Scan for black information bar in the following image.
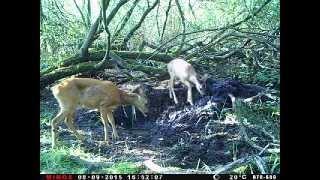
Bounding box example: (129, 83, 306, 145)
(40, 174, 279, 180)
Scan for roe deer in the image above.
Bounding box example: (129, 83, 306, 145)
(50, 77, 148, 148)
(167, 58, 205, 105)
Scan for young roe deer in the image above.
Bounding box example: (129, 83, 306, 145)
(50, 77, 148, 148)
(167, 58, 205, 105)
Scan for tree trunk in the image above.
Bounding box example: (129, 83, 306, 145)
(160, 0, 172, 43)
(79, 12, 102, 57)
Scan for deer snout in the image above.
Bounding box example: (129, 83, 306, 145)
(142, 111, 148, 117)
(200, 89, 205, 96)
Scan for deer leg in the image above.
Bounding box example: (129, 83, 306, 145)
(182, 80, 194, 105)
(105, 111, 119, 140)
(168, 77, 173, 99)
(100, 110, 111, 143)
(64, 111, 84, 141)
(195, 82, 204, 95)
(169, 76, 178, 104)
(51, 110, 66, 148)
(190, 76, 204, 95)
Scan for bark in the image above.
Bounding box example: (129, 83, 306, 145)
(96, 0, 112, 69)
(86, 0, 92, 27)
(79, 12, 102, 57)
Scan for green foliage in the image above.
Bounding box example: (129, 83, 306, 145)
(232, 165, 249, 174)
(40, 147, 88, 174)
(40, 146, 144, 174)
(234, 99, 280, 138)
(254, 69, 280, 89)
(40, 0, 279, 73)
(41, 0, 87, 72)
(230, 100, 279, 174)
(40, 101, 56, 125)
(103, 162, 143, 174)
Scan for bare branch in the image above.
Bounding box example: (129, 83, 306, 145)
(188, 0, 196, 20)
(156, 1, 161, 38)
(146, 0, 272, 61)
(87, 0, 92, 27)
(122, 0, 160, 49)
(232, 31, 279, 50)
(160, 0, 172, 42)
(73, 0, 88, 29)
(112, 0, 140, 43)
(186, 30, 234, 59)
(105, 0, 130, 27)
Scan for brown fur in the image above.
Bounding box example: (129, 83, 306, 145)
(50, 77, 148, 148)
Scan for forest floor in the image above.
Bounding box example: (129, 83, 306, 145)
(40, 77, 280, 174)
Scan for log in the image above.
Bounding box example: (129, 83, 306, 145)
(40, 58, 168, 89)
(41, 50, 173, 89)
(61, 51, 174, 67)
(128, 64, 167, 76)
(40, 61, 113, 89)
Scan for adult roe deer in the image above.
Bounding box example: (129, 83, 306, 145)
(50, 77, 148, 148)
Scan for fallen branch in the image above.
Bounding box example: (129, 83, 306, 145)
(185, 30, 234, 59)
(254, 155, 268, 174)
(232, 31, 279, 51)
(212, 156, 250, 174)
(40, 61, 111, 89)
(61, 51, 174, 67)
